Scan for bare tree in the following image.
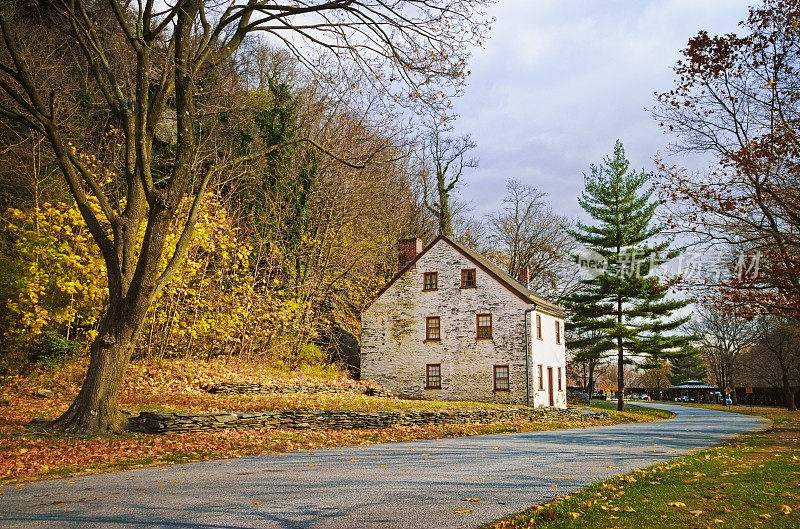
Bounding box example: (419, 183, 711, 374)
(654, 0, 800, 320)
(486, 179, 579, 299)
(686, 304, 757, 404)
(447, 211, 483, 249)
(638, 358, 671, 401)
(419, 119, 477, 237)
(742, 317, 800, 410)
(0, 0, 491, 433)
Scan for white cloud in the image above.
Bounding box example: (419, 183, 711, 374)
(451, 0, 751, 220)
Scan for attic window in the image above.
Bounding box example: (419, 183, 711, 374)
(536, 314, 542, 339)
(555, 321, 562, 345)
(461, 268, 477, 288)
(423, 272, 438, 291)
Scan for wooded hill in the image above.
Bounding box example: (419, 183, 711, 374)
(0, 41, 429, 373)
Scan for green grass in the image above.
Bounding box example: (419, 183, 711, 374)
(683, 403, 790, 425)
(485, 408, 799, 529)
(585, 400, 675, 423)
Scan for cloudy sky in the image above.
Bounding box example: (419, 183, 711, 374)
(450, 0, 753, 221)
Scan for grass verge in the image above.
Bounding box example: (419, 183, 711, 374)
(585, 400, 674, 423)
(683, 403, 791, 425)
(484, 407, 800, 529)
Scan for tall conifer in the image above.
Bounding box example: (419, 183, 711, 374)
(566, 141, 691, 411)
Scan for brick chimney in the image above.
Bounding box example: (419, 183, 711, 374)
(517, 266, 530, 287)
(397, 238, 423, 271)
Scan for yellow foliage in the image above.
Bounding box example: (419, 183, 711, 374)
(1, 193, 304, 360)
(140, 193, 304, 358)
(1, 202, 107, 347)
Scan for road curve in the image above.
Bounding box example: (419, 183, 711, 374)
(0, 404, 769, 529)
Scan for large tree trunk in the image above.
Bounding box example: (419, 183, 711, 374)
(50, 308, 142, 433)
(51, 342, 132, 433)
(49, 0, 200, 435)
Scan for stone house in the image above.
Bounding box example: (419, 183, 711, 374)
(361, 235, 567, 408)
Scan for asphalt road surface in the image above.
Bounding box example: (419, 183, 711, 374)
(1, 404, 769, 529)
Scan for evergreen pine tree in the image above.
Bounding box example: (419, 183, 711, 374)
(668, 350, 707, 385)
(565, 141, 691, 411)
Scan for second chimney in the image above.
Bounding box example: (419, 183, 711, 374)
(517, 266, 530, 287)
(397, 238, 423, 271)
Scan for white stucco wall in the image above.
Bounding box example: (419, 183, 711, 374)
(361, 239, 566, 408)
(529, 310, 567, 408)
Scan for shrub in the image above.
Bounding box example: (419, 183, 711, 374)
(0, 201, 106, 366)
(35, 334, 80, 369)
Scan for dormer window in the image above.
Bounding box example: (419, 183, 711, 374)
(461, 268, 477, 288)
(423, 272, 438, 291)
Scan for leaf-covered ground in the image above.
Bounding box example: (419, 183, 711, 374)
(1, 357, 512, 422)
(484, 406, 800, 529)
(0, 359, 672, 483)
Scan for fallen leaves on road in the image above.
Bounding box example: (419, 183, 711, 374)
(2, 418, 591, 482)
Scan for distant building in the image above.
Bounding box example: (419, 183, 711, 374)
(666, 380, 720, 404)
(360, 235, 566, 408)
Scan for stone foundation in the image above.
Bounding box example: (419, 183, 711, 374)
(128, 407, 607, 434)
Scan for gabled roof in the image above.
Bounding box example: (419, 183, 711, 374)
(370, 235, 565, 317)
(669, 383, 719, 390)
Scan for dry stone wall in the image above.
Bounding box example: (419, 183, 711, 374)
(208, 383, 392, 398)
(128, 407, 607, 434)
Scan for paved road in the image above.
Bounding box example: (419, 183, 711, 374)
(1, 404, 768, 529)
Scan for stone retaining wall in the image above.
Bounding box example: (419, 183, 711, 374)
(207, 383, 393, 398)
(128, 407, 607, 434)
